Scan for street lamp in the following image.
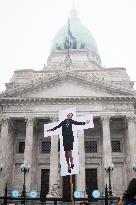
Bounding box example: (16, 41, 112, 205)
(0, 161, 3, 172)
(104, 160, 114, 196)
(132, 160, 136, 172)
(20, 160, 30, 205)
(0, 161, 7, 205)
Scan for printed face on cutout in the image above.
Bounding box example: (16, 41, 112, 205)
(67, 113, 73, 119)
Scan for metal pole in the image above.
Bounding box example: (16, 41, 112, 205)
(68, 18, 70, 57)
(108, 169, 112, 196)
(105, 183, 108, 205)
(22, 170, 26, 205)
(24, 170, 26, 205)
(4, 183, 7, 205)
(54, 200, 57, 205)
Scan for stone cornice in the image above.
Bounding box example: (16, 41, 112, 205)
(0, 96, 135, 114)
(1, 71, 136, 97)
(0, 96, 136, 103)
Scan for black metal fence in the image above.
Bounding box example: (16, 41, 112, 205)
(0, 184, 119, 205)
(0, 198, 119, 205)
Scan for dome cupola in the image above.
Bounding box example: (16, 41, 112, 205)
(48, 8, 101, 68)
(51, 9, 98, 54)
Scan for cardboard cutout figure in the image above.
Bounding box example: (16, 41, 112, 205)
(44, 108, 94, 176)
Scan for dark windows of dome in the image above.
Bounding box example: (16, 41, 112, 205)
(55, 40, 86, 50)
(63, 37, 77, 49)
(85, 141, 97, 153)
(18, 141, 25, 153)
(80, 42, 85, 49)
(64, 37, 69, 49)
(56, 43, 62, 50)
(111, 140, 121, 152)
(72, 39, 77, 49)
(41, 141, 51, 153)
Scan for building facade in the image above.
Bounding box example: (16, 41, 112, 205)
(0, 8, 136, 198)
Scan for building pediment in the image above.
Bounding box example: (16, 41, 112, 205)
(1, 71, 136, 98)
(19, 81, 115, 98)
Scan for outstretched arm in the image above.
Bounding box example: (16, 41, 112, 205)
(47, 121, 63, 132)
(72, 119, 90, 125)
(72, 120, 85, 125)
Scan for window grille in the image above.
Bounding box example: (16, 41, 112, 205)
(41, 141, 51, 153)
(111, 140, 121, 152)
(85, 141, 97, 153)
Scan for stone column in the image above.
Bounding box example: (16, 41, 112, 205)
(0, 118, 10, 195)
(49, 118, 59, 196)
(77, 130, 85, 192)
(24, 117, 34, 192)
(101, 116, 112, 187)
(126, 116, 136, 178)
(101, 116, 112, 163)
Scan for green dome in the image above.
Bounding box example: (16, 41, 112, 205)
(51, 9, 98, 53)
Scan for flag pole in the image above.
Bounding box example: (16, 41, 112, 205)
(68, 18, 70, 57)
(64, 18, 72, 67)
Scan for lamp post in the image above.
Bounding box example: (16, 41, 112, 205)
(0, 161, 3, 172)
(0, 161, 3, 195)
(104, 160, 114, 196)
(132, 160, 136, 172)
(20, 160, 30, 205)
(0, 161, 7, 205)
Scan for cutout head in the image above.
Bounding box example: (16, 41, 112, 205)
(67, 113, 73, 119)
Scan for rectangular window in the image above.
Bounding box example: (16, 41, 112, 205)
(85, 141, 97, 153)
(86, 169, 98, 201)
(18, 141, 25, 153)
(41, 169, 50, 197)
(111, 140, 121, 152)
(41, 141, 51, 153)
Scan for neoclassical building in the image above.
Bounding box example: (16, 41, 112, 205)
(0, 8, 136, 199)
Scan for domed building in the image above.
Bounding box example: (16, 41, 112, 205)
(47, 9, 101, 69)
(0, 8, 136, 203)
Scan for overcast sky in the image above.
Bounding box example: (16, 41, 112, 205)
(0, 0, 136, 92)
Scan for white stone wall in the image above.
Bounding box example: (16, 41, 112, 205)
(0, 112, 136, 196)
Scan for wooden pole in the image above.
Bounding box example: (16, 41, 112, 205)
(70, 175, 74, 205)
